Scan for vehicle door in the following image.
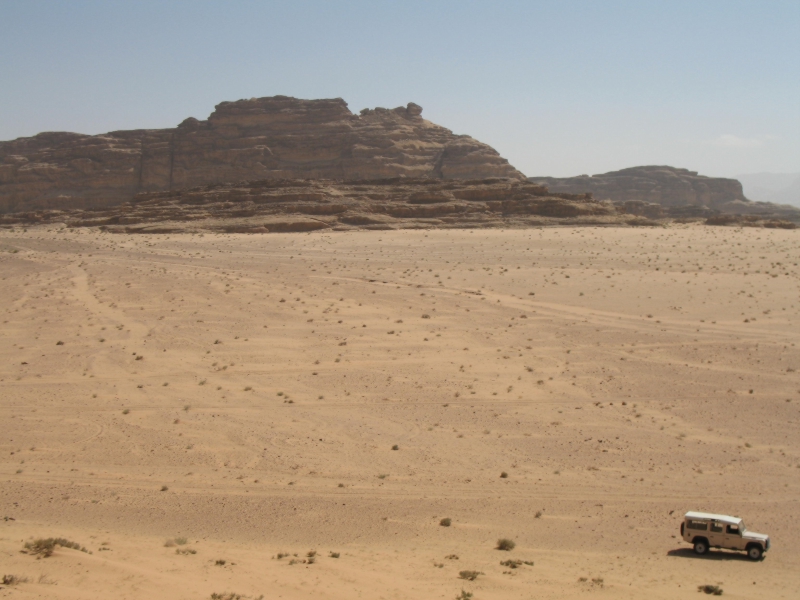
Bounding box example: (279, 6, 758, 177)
(724, 523, 744, 550)
(708, 520, 725, 548)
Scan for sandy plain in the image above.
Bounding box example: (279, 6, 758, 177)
(0, 224, 799, 600)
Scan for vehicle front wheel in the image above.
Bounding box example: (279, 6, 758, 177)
(693, 539, 709, 555)
(747, 545, 763, 561)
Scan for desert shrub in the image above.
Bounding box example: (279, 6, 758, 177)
(392, 444, 399, 451)
(698, 585, 723, 595)
(500, 559, 522, 568)
(306, 550, 316, 558)
(2, 574, 29, 585)
(160, 485, 169, 492)
(176, 548, 197, 555)
(440, 518, 452, 527)
(329, 551, 340, 558)
(500, 471, 508, 478)
(24, 538, 87, 557)
(172, 537, 187, 545)
(535, 510, 542, 518)
(456, 591, 473, 600)
(496, 538, 515, 551)
(215, 559, 226, 566)
(458, 570, 482, 581)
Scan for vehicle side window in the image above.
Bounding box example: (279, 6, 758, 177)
(711, 522, 723, 533)
(726, 525, 740, 535)
(687, 520, 708, 531)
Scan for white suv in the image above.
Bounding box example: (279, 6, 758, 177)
(681, 511, 770, 560)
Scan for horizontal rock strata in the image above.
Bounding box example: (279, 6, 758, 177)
(0, 96, 523, 213)
(2, 178, 638, 233)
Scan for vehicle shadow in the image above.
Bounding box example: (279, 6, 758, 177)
(667, 548, 755, 562)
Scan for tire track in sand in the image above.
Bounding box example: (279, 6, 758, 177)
(69, 263, 150, 340)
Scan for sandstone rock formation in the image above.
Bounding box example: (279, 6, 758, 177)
(529, 166, 800, 222)
(1, 177, 630, 233)
(0, 96, 523, 213)
(529, 166, 747, 209)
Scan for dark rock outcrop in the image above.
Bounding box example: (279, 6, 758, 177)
(0, 96, 523, 213)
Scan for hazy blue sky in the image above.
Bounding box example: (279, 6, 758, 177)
(1, 0, 798, 177)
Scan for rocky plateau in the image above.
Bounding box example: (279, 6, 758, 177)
(3, 99, 798, 230)
(0, 96, 522, 214)
(530, 165, 800, 222)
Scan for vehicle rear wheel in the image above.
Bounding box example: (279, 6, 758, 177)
(693, 539, 709, 555)
(747, 545, 763, 561)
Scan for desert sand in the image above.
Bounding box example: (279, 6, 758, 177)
(1, 224, 799, 599)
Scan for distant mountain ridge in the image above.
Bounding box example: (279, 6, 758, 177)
(529, 165, 800, 220)
(529, 166, 746, 208)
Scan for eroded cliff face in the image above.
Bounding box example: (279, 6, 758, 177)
(529, 166, 747, 209)
(0, 96, 523, 213)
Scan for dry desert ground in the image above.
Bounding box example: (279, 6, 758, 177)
(1, 224, 799, 599)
